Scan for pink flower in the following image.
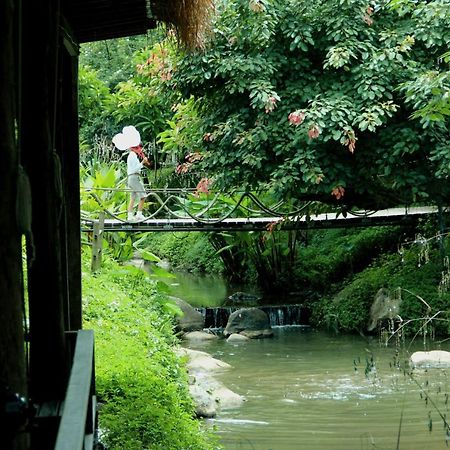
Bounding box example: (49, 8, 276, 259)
(196, 177, 212, 195)
(308, 125, 321, 139)
(265, 96, 278, 113)
(288, 110, 305, 126)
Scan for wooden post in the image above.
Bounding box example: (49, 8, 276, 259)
(21, 0, 69, 408)
(59, 33, 82, 331)
(91, 212, 105, 272)
(0, 1, 28, 449)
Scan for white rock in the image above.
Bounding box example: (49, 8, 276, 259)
(227, 333, 250, 343)
(183, 331, 219, 341)
(410, 350, 450, 368)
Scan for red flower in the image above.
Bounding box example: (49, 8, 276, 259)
(288, 110, 305, 126)
(308, 125, 321, 139)
(331, 186, 345, 200)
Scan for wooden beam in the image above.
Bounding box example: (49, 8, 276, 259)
(21, 0, 69, 405)
(0, 1, 28, 449)
(59, 41, 82, 331)
(54, 330, 95, 450)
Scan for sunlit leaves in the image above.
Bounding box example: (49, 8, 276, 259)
(160, 0, 450, 209)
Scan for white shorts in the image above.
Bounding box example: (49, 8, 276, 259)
(128, 174, 147, 201)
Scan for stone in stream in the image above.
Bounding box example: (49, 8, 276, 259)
(175, 347, 245, 418)
(169, 296, 204, 333)
(224, 307, 273, 339)
(410, 350, 450, 369)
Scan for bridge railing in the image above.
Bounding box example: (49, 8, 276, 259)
(54, 329, 96, 450)
(80, 186, 315, 224)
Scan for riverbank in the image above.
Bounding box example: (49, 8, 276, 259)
(143, 224, 450, 337)
(81, 249, 219, 450)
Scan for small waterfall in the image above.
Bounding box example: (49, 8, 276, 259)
(197, 304, 309, 329)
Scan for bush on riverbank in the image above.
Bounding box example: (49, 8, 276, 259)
(292, 226, 402, 296)
(144, 231, 224, 274)
(81, 250, 219, 449)
(310, 238, 450, 336)
(141, 220, 450, 337)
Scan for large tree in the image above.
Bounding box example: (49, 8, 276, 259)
(162, 0, 450, 210)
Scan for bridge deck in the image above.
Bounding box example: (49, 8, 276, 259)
(81, 206, 442, 232)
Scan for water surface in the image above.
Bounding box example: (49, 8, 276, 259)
(188, 328, 450, 450)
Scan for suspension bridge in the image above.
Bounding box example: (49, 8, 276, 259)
(80, 187, 447, 233)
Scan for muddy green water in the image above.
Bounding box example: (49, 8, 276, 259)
(187, 328, 450, 450)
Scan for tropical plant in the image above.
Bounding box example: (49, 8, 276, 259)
(81, 250, 218, 449)
(161, 0, 450, 211)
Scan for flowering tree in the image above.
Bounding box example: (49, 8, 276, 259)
(162, 0, 450, 210)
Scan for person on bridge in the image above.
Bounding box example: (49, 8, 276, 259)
(112, 126, 151, 222)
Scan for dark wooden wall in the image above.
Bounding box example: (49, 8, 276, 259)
(0, 1, 28, 449)
(1, 1, 82, 448)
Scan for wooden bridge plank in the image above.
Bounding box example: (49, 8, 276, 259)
(81, 206, 445, 233)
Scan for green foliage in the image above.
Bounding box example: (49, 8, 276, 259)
(78, 65, 115, 143)
(157, 97, 204, 163)
(311, 237, 450, 335)
(295, 226, 401, 294)
(79, 35, 178, 161)
(161, 0, 450, 209)
(79, 34, 163, 88)
(81, 251, 218, 450)
(80, 162, 127, 218)
(143, 232, 224, 274)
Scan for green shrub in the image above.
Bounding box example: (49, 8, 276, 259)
(143, 232, 224, 274)
(311, 242, 450, 336)
(82, 251, 219, 449)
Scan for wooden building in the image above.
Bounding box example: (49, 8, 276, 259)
(0, 1, 211, 449)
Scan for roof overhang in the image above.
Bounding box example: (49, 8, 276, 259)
(64, 0, 157, 43)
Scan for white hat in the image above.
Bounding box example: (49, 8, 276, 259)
(112, 125, 141, 150)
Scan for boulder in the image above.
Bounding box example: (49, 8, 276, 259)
(410, 350, 450, 369)
(224, 307, 273, 339)
(176, 348, 231, 372)
(227, 333, 250, 343)
(183, 331, 219, 342)
(170, 296, 204, 332)
(176, 347, 245, 417)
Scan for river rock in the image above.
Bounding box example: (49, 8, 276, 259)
(410, 350, 450, 369)
(183, 331, 219, 342)
(176, 348, 231, 371)
(224, 307, 273, 339)
(175, 347, 245, 418)
(170, 296, 204, 332)
(227, 333, 250, 343)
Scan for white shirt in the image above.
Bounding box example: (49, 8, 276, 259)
(127, 151, 143, 176)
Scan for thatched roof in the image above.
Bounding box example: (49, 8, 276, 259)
(65, 0, 213, 48)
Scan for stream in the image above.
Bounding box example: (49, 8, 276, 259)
(189, 327, 450, 450)
(167, 270, 450, 449)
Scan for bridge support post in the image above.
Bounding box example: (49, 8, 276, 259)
(91, 212, 105, 273)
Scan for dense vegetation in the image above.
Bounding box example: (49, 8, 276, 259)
(78, 1, 450, 445)
(81, 249, 219, 449)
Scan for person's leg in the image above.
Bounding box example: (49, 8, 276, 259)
(127, 175, 141, 220)
(128, 196, 136, 213)
(137, 197, 145, 212)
